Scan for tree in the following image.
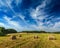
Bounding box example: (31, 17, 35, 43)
(0, 27, 17, 36)
(0, 27, 6, 36)
(40, 31, 46, 33)
(5, 29, 17, 34)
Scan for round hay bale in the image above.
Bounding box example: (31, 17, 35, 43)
(19, 35, 22, 37)
(49, 36, 56, 40)
(34, 36, 39, 39)
(11, 35, 17, 40)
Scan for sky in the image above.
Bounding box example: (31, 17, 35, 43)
(0, 0, 60, 32)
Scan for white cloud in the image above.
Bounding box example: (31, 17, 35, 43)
(29, 0, 57, 32)
(4, 0, 29, 26)
(3, 15, 38, 32)
(0, 22, 10, 29)
(16, 14, 31, 26)
(3, 15, 24, 31)
(17, 14, 25, 20)
(3, 16, 11, 21)
(0, 0, 5, 6)
(53, 22, 60, 28)
(42, 22, 60, 32)
(0, 22, 5, 27)
(16, 0, 22, 6)
(1, 0, 60, 32)
(30, 0, 49, 22)
(2, 15, 60, 32)
(37, 0, 51, 10)
(4, 15, 44, 31)
(30, 0, 51, 18)
(30, 9, 39, 19)
(30, 0, 52, 20)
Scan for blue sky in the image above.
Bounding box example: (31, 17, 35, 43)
(0, 0, 60, 32)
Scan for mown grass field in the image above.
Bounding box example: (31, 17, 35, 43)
(0, 33, 60, 48)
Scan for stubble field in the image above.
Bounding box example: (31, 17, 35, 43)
(0, 33, 60, 48)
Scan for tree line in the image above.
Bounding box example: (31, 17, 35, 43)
(0, 27, 60, 36)
(0, 27, 17, 36)
(22, 31, 60, 34)
(22, 31, 46, 33)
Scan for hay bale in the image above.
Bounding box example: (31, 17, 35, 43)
(19, 35, 22, 37)
(34, 36, 39, 39)
(11, 35, 17, 40)
(49, 36, 56, 40)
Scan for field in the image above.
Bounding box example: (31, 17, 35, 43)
(0, 33, 60, 48)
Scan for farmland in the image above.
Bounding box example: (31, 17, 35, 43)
(0, 33, 60, 48)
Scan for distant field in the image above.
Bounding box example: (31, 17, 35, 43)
(0, 33, 60, 48)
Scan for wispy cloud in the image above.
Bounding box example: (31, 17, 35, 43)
(0, 22, 5, 27)
(3, 15, 36, 31)
(16, 0, 22, 6)
(29, 0, 60, 32)
(0, 0, 60, 32)
(3, 15, 23, 31)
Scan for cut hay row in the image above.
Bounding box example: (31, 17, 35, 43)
(37, 34, 60, 48)
(20, 38, 40, 48)
(51, 40, 60, 48)
(10, 37, 33, 48)
(12, 38, 34, 48)
(12, 37, 33, 48)
(0, 36, 33, 48)
(0, 33, 60, 48)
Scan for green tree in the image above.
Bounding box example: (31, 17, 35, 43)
(5, 29, 17, 34)
(0, 27, 5, 36)
(0, 27, 17, 36)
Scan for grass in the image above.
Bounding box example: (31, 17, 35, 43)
(0, 33, 60, 48)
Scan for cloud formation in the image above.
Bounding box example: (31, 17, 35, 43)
(0, 0, 60, 32)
